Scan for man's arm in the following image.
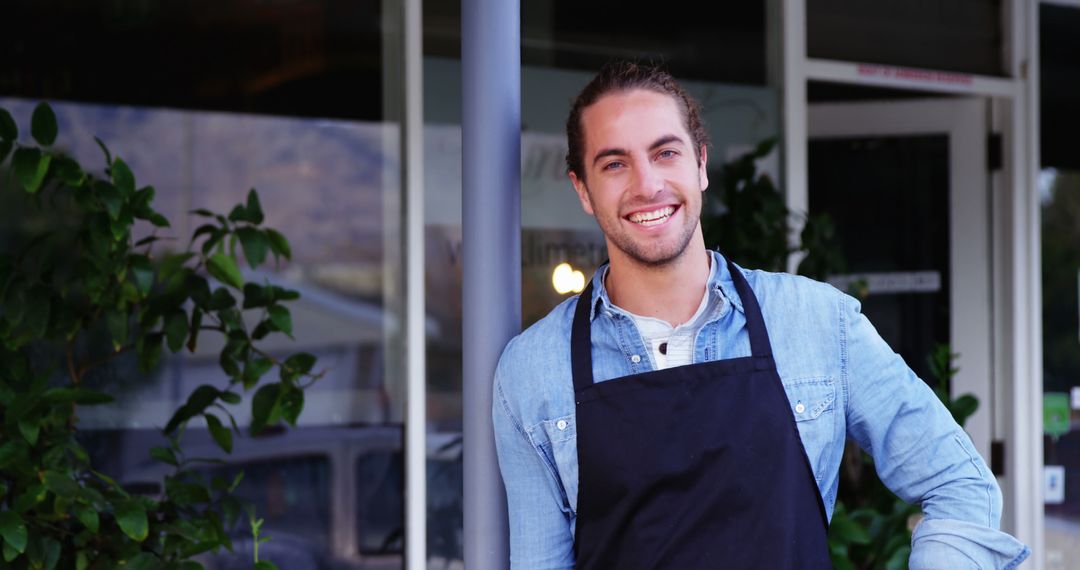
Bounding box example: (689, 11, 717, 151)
(493, 363, 576, 570)
(841, 295, 1028, 569)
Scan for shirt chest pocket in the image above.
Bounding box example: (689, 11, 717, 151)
(782, 379, 838, 480)
(529, 414, 580, 515)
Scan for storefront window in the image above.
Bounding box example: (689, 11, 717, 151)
(2, 1, 415, 567)
(807, 0, 1004, 75)
(1040, 3, 1080, 567)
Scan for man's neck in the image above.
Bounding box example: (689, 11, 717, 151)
(605, 239, 711, 327)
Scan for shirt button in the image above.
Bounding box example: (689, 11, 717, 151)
(795, 402, 806, 414)
(630, 354, 641, 363)
(556, 420, 568, 430)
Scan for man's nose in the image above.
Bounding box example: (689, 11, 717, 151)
(630, 160, 664, 198)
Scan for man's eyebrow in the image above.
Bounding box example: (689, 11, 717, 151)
(649, 134, 686, 151)
(591, 146, 628, 168)
(590, 135, 688, 168)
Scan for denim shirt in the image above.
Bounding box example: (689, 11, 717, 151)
(494, 251, 1029, 569)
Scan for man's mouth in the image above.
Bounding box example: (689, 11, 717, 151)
(627, 205, 676, 227)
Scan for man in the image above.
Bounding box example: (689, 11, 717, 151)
(493, 61, 1029, 569)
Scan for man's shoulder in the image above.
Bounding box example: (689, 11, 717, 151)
(495, 295, 577, 395)
(738, 265, 850, 313)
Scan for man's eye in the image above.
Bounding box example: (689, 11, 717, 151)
(657, 149, 678, 159)
(602, 161, 624, 171)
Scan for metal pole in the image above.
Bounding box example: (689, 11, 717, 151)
(462, 0, 519, 566)
(402, 0, 426, 568)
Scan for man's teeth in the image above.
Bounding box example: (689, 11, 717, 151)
(628, 206, 675, 226)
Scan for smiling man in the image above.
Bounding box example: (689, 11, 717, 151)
(493, 61, 1029, 569)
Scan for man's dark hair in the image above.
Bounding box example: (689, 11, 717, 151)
(565, 60, 710, 180)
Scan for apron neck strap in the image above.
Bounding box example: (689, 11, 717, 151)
(725, 259, 774, 359)
(570, 258, 774, 390)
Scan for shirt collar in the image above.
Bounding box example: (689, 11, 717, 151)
(586, 250, 745, 321)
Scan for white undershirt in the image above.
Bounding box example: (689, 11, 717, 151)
(613, 261, 717, 370)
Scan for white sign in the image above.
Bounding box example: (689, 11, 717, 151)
(1045, 465, 1066, 505)
(1072, 386, 1080, 411)
(828, 271, 942, 295)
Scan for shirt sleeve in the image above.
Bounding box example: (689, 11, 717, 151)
(493, 364, 576, 570)
(841, 295, 1029, 568)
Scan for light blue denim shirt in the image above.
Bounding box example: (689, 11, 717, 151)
(494, 251, 1029, 569)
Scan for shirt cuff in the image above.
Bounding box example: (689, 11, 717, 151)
(910, 518, 1030, 570)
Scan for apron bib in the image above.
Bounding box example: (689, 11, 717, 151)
(571, 259, 832, 569)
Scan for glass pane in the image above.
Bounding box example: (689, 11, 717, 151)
(421, 3, 774, 560)
(1, 1, 408, 568)
(807, 0, 1004, 76)
(1040, 5, 1080, 568)
(809, 136, 951, 381)
(1040, 169, 1080, 569)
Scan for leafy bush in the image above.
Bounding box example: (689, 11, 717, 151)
(0, 103, 318, 569)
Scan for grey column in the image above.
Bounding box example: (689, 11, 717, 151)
(461, 0, 518, 567)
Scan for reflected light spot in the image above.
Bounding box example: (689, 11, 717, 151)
(552, 262, 585, 295)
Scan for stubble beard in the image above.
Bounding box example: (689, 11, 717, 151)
(588, 186, 701, 269)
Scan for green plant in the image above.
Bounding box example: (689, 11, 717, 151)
(700, 138, 845, 280)
(0, 102, 318, 569)
(827, 344, 978, 570)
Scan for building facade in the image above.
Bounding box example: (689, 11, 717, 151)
(2, 1, 1078, 568)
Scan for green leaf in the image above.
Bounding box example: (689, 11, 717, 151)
(0, 140, 12, 163)
(112, 158, 135, 195)
(283, 352, 316, 376)
(164, 310, 189, 352)
(2, 540, 15, 563)
(13, 147, 51, 194)
(150, 446, 178, 467)
(41, 537, 61, 570)
(236, 227, 270, 269)
(829, 515, 871, 545)
(185, 384, 221, 416)
(205, 414, 233, 453)
(254, 561, 279, 570)
(246, 189, 265, 223)
(884, 545, 911, 570)
(250, 383, 281, 434)
(266, 229, 292, 261)
(147, 212, 170, 227)
(207, 254, 244, 289)
(43, 471, 82, 498)
(93, 136, 112, 165)
(187, 308, 203, 352)
(76, 551, 89, 570)
(123, 552, 161, 570)
(0, 108, 16, 140)
(220, 390, 242, 405)
(130, 254, 155, 296)
(13, 484, 45, 512)
(17, 418, 40, 445)
(268, 305, 292, 336)
(242, 358, 274, 390)
(0, 511, 27, 554)
(94, 180, 123, 220)
(950, 394, 979, 426)
(115, 500, 149, 542)
(53, 155, 85, 186)
(31, 102, 58, 146)
(106, 311, 129, 350)
(279, 385, 304, 426)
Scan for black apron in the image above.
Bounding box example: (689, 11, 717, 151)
(571, 259, 832, 569)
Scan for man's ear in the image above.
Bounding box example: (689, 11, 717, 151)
(569, 171, 595, 216)
(698, 144, 709, 191)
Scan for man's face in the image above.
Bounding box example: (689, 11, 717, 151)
(569, 89, 708, 268)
